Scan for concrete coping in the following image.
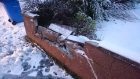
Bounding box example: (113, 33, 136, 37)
(23, 12, 39, 18)
(85, 40, 99, 47)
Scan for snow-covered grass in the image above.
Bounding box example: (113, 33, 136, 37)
(96, 4, 140, 63)
(0, 3, 73, 79)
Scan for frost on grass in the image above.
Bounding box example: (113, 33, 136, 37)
(96, 4, 140, 63)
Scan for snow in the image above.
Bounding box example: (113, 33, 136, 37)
(0, 3, 73, 79)
(86, 40, 99, 47)
(28, 71, 37, 77)
(49, 24, 73, 37)
(24, 12, 39, 17)
(0, 2, 9, 25)
(67, 35, 90, 44)
(48, 65, 72, 78)
(75, 49, 85, 55)
(96, 4, 140, 63)
(18, 0, 26, 12)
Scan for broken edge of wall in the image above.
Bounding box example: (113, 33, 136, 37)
(23, 13, 140, 79)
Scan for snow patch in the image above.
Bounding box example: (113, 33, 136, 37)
(67, 35, 90, 44)
(0, 5, 73, 78)
(96, 4, 140, 63)
(49, 24, 73, 37)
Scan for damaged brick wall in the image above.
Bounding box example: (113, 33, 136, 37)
(84, 42, 140, 79)
(23, 13, 140, 79)
(23, 13, 95, 79)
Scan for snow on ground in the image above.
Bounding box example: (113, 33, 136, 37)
(96, 4, 140, 63)
(0, 3, 9, 25)
(0, 3, 73, 79)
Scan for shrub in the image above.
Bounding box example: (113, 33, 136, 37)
(21, 0, 139, 39)
(74, 12, 95, 39)
(22, 0, 96, 38)
(91, 0, 139, 20)
(22, 0, 139, 20)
